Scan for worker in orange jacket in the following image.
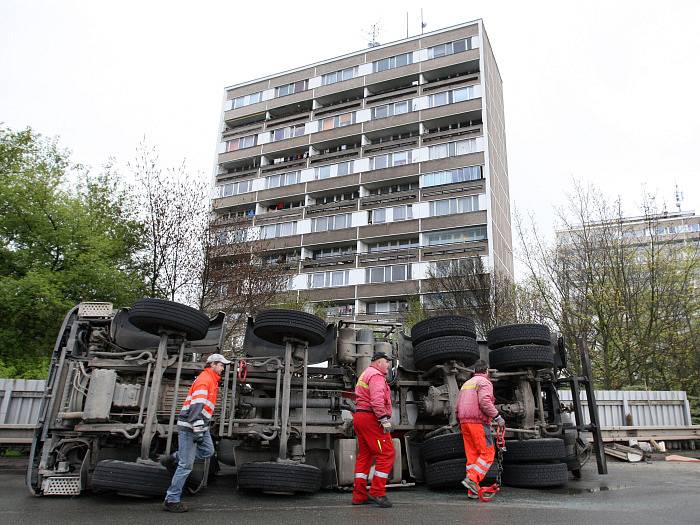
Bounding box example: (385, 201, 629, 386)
(352, 351, 395, 508)
(455, 359, 505, 499)
(162, 353, 230, 512)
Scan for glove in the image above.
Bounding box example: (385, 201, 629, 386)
(379, 417, 393, 433)
(493, 415, 506, 428)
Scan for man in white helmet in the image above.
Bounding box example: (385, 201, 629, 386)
(162, 353, 230, 512)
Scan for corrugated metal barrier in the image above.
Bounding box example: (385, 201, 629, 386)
(558, 389, 693, 427)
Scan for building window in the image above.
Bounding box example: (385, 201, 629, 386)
(368, 238, 419, 252)
(370, 205, 412, 224)
(270, 124, 305, 142)
(372, 100, 410, 119)
(315, 161, 354, 180)
(369, 182, 419, 196)
(319, 112, 355, 131)
(429, 195, 480, 217)
(232, 91, 262, 109)
(311, 213, 352, 233)
(370, 150, 412, 170)
(373, 53, 413, 73)
(429, 86, 477, 108)
(322, 66, 358, 85)
(265, 170, 301, 189)
(425, 226, 487, 246)
(276, 79, 308, 97)
(313, 246, 354, 260)
(261, 221, 297, 239)
(420, 166, 482, 188)
(226, 134, 257, 152)
(308, 270, 349, 288)
(218, 179, 253, 198)
(365, 264, 412, 284)
(428, 138, 479, 160)
(366, 300, 409, 314)
(427, 37, 475, 60)
(323, 303, 355, 316)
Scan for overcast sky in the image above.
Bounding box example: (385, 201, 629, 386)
(2, 1, 699, 244)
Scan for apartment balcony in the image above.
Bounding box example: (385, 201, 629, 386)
(305, 199, 359, 216)
(219, 145, 263, 164)
(256, 182, 307, 202)
(420, 72, 480, 95)
(253, 207, 304, 226)
(252, 235, 303, 251)
(212, 192, 257, 210)
(362, 112, 419, 134)
(216, 165, 259, 181)
(303, 228, 358, 246)
(261, 156, 308, 174)
(420, 99, 482, 122)
(301, 252, 356, 269)
(314, 77, 365, 99)
(266, 90, 314, 111)
(309, 145, 361, 166)
(224, 102, 267, 124)
(358, 247, 419, 267)
(362, 134, 419, 156)
(262, 135, 311, 156)
(421, 239, 488, 261)
(311, 123, 363, 144)
(306, 173, 361, 193)
(356, 280, 419, 298)
(420, 178, 485, 200)
(367, 63, 421, 85)
(265, 110, 312, 130)
(420, 152, 485, 174)
(365, 85, 418, 106)
(421, 123, 482, 145)
(222, 120, 265, 140)
(359, 219, 420, 239)
(360, 189, 418, 209)
(304, 286, 356, 302)
(422, 210, 487, 232)
(421, 49, 480, 76)
(359, 163, 420, 185)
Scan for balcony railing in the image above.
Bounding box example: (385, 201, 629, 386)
(359, 247, 419, 264)
(254, 207, 304, 225)
(305, 199, 359, 216)
(361, 189, 418, 207)
(302, 252, 356, 268)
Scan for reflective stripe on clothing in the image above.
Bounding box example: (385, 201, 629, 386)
(354, 365, 392, 419)
(374, 471, 390, 479)
(177, 367, 221, 429)
(352, 412, 395, 500)
(460, 421, 495, 485)
(355, 473, 368, 479)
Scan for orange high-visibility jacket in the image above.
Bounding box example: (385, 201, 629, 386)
(177, 367, 220, 431)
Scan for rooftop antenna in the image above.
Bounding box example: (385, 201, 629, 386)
(366, 22, 381, 48)
(675, 184, 684, 213)
(421, 8, 427, 34)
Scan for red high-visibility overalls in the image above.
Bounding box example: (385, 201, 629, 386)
(352, 365, 394, 503)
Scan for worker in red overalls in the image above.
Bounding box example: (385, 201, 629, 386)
(352, 351, 395, 508)
(455, 359, 505, 499)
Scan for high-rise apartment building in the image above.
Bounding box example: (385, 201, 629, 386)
(211, 20, 513, 320)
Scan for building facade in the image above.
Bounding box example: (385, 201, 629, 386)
(211, 20, 514, 320)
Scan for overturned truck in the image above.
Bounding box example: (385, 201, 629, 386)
(28, 299, 606, 497)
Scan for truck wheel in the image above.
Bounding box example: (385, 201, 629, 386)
(488, 345, 554, 371)
(129, 298, 210, 340)
(237, 461, 322, 494)
(503, 438, 566, 464)
(425, 458, 497, 489)
(486, 324, 551, 350)
(422, 433, 465, 464)
(90, 460, 172, 497)
(501, 462, 568, 488)
(253, 310, 326, 346)
(414, 336, 479, 370)
(411, 316, 476, 346)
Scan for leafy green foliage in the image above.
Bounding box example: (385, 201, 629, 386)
(0, 127, 147, 378)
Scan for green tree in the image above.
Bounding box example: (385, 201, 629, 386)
(0, 127, 147, 378)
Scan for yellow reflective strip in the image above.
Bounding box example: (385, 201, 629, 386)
(461, 383, 477, 390)
(356, 380, 369, 389)
(377, 439, 382, 453)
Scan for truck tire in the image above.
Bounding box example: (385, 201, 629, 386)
(486, 324, 551, 350)
(90, 460, 172, 497)
(501, 462, 568, 488)
(411, 316, 476, 346)
(425, 458, 497, 489)
(129, 298, 210, 340)
(503, 438, 566, 464)
(414, 336, 479, 370)
(237, 461, 322, 494)
(488, 345, 554, 371)
(253, 310, 326, 346)
(422, 433, 465, 463)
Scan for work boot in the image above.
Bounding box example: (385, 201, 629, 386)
(351, 499, 370, 505)
(467, 490, 479, 500)
(160, 452, 178, 473)
(461, 477, 480, 496)
(369, 495, 393, 508)
(163, 501, 188, 513)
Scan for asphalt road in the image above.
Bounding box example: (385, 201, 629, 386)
(2, 458, 700, 525)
